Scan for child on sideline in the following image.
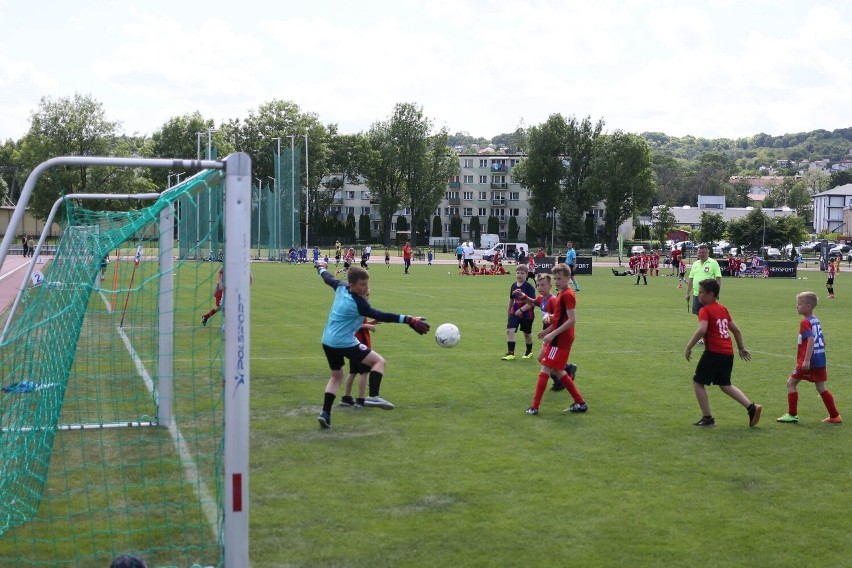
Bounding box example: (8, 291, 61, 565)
(502, 264, 536, 361)
(776, 292, 842, 424)
(315, 263, 429, 428)
(826, 257, 838, 298)
(340, 315, 378, 408)
(384, 247, 391, 268)
(684, 279, 761, 428)
(519, 264, 586, 415)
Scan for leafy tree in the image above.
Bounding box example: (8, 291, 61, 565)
(787, 181, 812, 221)
(345, 212, 357, 241)
(508, 215, 520, 241)
(584, 131, 657, 249)
(651, 153, 687, 205)
(469, 216, 481, 246)
(652, 204, 677, 245)
(487, 215, 499, 235)
(396, 215, 409, 232)
(147, 111, 214, 187)
(699, 211, 726, 245)
(726, 178, 753, 207)
(18, 93, 155, 220)
(450, 216, 462, 239)
(830, 170, 852, 188)
(358, 213, 371, 241)
(431, 215, 442, 238)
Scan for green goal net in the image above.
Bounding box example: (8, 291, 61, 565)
(0, 167, 234, 567)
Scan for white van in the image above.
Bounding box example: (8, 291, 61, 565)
(473, 242, 529, 262)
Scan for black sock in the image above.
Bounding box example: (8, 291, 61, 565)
(368, 370, 383, 397)
(525, 343, 533, 355)
(323, 392, 335, 413)
(507, 341, 515, 354)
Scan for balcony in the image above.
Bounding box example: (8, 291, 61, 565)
(448, 197, 460, 205)
(491, 182, 508, 190)
(491, 199, 506, 207)
(448, 181, 461, 189)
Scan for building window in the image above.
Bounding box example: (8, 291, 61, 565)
(463, 224, 470, 232)
(479, 175, 488, 184)
(345, 190, 355, 199)
(479, 159, 488, 168)
(444, 223, 451, 233)
(449, 175, 459, 183)
(463, 159, 473, 168)
(345, 206, 355, 215)
(445, 207, 459, 216)
(478, 192, 488, 200)
(463, 208, 473, 216)
(510, 158, 519, 167)
(492, 175, 506, 184)
(446, 191, 459, 199)
(509, 208, 520, 217)
(391, 223, 397, 231)
(463, 175, 474, 184)
(360, 191, 371, 200)
(491, 160, 506, 172)
(509, 192, 519, 200)
(361, 206, 370, 215)
(463, 191, 474, 200)
(478, 208, 487, 216)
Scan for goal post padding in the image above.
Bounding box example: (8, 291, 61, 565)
(0, 154, 251, 568)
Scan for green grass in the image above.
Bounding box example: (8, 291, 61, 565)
(250, 261, 851, 567)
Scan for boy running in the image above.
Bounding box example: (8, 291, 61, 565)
(519, 263, 586, 415)
(340, 316, 377, 409)
(776, 292, 842, 424)
(685, 279, 761, 428)
(502, 264, 536, 361)
(315, 263, 429, 428)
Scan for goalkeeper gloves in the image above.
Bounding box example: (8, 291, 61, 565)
(404, 316, 430, 335)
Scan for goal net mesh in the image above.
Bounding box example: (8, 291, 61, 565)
(0, 169, 226, 567)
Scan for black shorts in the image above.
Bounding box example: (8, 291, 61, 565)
(507, 314, 534, 334)
(827, 277, 834, 285)
(349, 359, 371, 375)
(322, 343, 371, 371)
(693, 350, 734, 386)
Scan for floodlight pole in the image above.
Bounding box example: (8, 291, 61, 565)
(272, 137, 281, 260)
(196, 132, 203, 160)
(268, 176, 276, 259)
(207, 127, 218, 261)
(551, 207, 556, 254)
(287, 135, 296, 250)
(304, 133, 309, 247)
(255, 176, 263, 260)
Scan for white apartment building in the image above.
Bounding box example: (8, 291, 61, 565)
(329, 154, 531, 241)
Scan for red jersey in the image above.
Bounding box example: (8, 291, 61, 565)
(535, 294, 558, 327)
(629, 256, 639, 270)
(671, 249, 682, 264)
(651, 252, 659, 267)
(828, 262, 836, 278)
(549, 288, 576, 348)
(698, 301, 734, 355)
(403, 245, 412, 260)
(355, 318, 372, 348)
(639, 255, 649, 270)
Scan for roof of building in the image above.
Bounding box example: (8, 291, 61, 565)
(654, 206, 796, 226)
(813, 183, 852, 197)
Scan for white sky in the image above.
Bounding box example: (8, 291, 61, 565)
(1, 0, 850, 142)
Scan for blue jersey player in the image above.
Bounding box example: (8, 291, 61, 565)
(315, 262, 429, 429)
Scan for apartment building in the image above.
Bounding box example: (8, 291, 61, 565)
(329, 154, 531, 241)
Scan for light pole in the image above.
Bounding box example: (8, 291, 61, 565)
(196, 132, 202, 160)
(303, 133, 309, 247)
(271, 137, 281, 260)
(287, 135, 296, 250)
(268, 176, 277, 260)
(206, 127, 218, 260)
(255, 177, 263, 260)
(551, 207, 556, 255)
(167, 172, 185, 188)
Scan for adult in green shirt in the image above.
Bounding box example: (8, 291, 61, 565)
(685, 244, 722, 315)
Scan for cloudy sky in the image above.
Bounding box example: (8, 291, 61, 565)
(1, 0, 850, 142)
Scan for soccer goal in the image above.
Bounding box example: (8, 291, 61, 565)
(0, 154, 251, 567)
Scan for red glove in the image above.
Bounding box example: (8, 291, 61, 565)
(404, 316, 430, 335)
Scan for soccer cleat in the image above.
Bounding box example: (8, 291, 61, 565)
(525, 407, 539, 415)
(693, 417, 716, 427)
(776, 413, 799, 423)
(501, 354, 516, 361)
(822, 415, 842, 424)
(550, 375, 565, 392)
(565, 402, 588, 413)
(365, 395, 395, 410)
(566, 363, 577, 381)
(748, 403, 762, 427)
(201, 315, 208, 327)
(353, 400, 365, 409)
(339, 396, 355, 407)
(317, 411, 331, 429)
(521, 352, 534, 359)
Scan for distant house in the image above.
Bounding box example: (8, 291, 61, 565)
(812, 184, 852, 233)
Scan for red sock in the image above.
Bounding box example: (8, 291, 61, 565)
(821, 389, 839, 418)
(788, 392, 798, 416)
(559, 374, 585, 404)
(532, 373, 549, 409)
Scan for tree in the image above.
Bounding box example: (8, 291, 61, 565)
(829, 169, 852, 188)
(358, 213, 371, 241)
(508, 215, 520, 241)
(469, 216, 482, 247)
(450, 216, 462, 239)
(404, 125, 458, 245)
(726, 178, 753, 208)
(699, 211, 726, 245)
(652, 205, 677, 245)
(18, 94, 155, 220)
(487, 215, 499, 235)
(147, 111, 215, 187)
(431, 215, 442, 238)
(584, 131, 657, 249)
(396, 215, 409, 232)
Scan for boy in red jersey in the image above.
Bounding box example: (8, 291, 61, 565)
(776, 292, 842, 424)
(685, 279, 761, 427)
(340, 316, 378, 408)
(519, 264, 586, 415)
(502, 264, 536, 360)
(826, 257, 837, 298)
(201, 266, 224, 326)
(650, 250, 660, 276)
(636, 252, 649, 285)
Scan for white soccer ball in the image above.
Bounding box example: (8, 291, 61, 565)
(435, 323, 460, 348)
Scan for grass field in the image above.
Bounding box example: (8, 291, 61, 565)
(249, 258, 850, 567)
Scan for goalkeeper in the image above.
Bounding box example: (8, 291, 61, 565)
(315, 262, 429, 429)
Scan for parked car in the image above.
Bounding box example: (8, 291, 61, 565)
(829, 244, 851, 255)
(630, 245, 645, 255)
(761, 246, 782, 259)
(593, 243, 608, 256)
